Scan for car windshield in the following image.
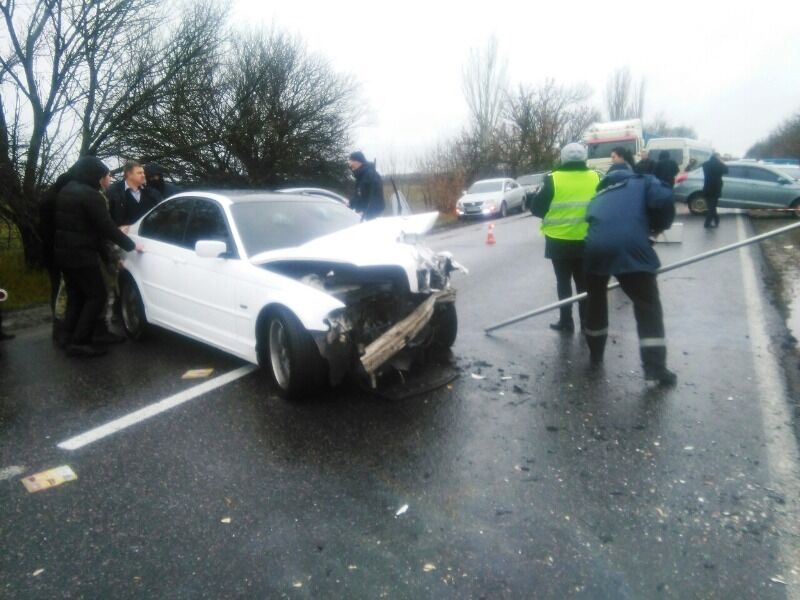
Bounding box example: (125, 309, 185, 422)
(775, 166, 800, 180)
(587, 140, 637, 159)
(230, 198, 360, 257)
(468, 181, 504, 194)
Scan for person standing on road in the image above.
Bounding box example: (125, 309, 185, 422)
(582, 168, 677, 386)
(108, 161, 163, 227)
(54, 156, 142, 357)
(144, 163, 182, 199)
(348, 151, 385, 220)
(653, 150, 680, 187)
(530, 142, 600, 333)
(634, 149, 655, 175)
(597, 146, 634, 192)
(701, 152, 728, 229)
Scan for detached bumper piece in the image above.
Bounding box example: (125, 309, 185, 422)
(359, 289, 456, 376)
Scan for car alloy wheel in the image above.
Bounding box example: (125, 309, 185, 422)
(120, 278, 148, 340)
(687, 194, 708, 215)
(268, 318, 292, 390)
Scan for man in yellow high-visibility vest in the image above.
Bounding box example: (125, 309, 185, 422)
(530, 143, 600, 333)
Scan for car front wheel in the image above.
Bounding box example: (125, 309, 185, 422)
(499, 201, 508, 218)
(259, 307, 328, 400)
(687, 193, 708, 215)
(432, 302, 458, 348)
(120, 277, 148, 340)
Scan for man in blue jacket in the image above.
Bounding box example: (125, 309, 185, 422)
(583, 169, 677, 385)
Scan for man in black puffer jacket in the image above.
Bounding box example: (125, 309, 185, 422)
(348, 151, 385, 220)
(54, 156, 142, 357)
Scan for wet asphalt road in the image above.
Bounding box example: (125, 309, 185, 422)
(1, 210, 799, 599)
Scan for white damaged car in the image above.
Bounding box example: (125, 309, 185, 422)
(119, 191, 465, 399)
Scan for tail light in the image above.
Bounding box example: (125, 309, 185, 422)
(675, 172, 689, 185)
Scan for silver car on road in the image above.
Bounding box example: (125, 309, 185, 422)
(673, 161, 800, 216)
(455, 178, 527, 219)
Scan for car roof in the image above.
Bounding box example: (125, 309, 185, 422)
(165, 190, 342, 207)
(471, 178, 510, 184)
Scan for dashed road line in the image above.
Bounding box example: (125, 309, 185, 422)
(57, 365, 257, 451)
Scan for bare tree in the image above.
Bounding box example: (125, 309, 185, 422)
(746, 110, 800, 159)
(605, 66, 645, 121)
(503, 79, 600, 173)
(646, 113, 698, 139)
(462, 36, 508, 150)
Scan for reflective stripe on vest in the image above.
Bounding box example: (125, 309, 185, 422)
(541, 170, 600, 240)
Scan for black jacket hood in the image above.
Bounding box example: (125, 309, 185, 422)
(71, 156, 110, 189)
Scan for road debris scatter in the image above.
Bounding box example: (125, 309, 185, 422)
(21, 466, 77, 493)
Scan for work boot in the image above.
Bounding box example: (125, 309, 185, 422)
(644, 366, 678, 387)
(584, 333, 606, 364)
(549, 321, 574, 333)
(65, 343, 108, 358)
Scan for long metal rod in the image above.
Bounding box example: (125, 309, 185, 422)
(484, 220, 800, 334)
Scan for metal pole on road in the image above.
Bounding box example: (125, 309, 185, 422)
(484, 220, 800, 334)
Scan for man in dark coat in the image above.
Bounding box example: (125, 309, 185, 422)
(531, 142, 600, 333)
(583, 169, 677, 386)
(701, 152, 728, 229)
(634, 150, 655, 175)
(348, 151, 385, 220)
(653, 150, 680, 187)
(54, 156, 141, 357)
(107, 161, 163, 226)
(144, 163, 182, 199)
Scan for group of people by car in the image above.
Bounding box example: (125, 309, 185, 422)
(529, 143, 728, 386)
(21, 152, 384, 358)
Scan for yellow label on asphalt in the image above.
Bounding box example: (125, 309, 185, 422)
(21, 466, 77, 493)
(181, 368, 215, 380)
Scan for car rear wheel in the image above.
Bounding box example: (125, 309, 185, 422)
(120, 277, 148, 341)
(687, 193, 708, 215)
(432, 302, 458, 348)
(259, 306, 327, 400)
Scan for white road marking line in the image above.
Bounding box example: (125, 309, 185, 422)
(737, 215, 800, 597)
(0, 465, 27, 481)
(57, 365, 257, 451)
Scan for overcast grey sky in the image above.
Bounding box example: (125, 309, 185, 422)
(232, 0, 799, 170)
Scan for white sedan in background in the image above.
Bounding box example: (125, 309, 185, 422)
(119, 192, 464, 399)
(455, 178, 527, 218)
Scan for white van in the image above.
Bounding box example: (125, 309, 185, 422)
(645, 138, 713, 172)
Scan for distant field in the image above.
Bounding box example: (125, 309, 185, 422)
(0, 223, 50, 310)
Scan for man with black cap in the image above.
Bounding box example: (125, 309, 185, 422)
(144, 163, 182, 199)
(530, 142, 600, 334)
(54, 156, 143, 357)
(348, 151, 385, 220)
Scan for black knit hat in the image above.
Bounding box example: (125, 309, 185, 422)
(348, 151, 367, 164)
(71, 156, 110, 189)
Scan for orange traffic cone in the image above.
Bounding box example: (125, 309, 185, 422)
(486, 223, 496, 245)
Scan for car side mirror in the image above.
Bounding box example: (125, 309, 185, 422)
(195, 240, 228, 258)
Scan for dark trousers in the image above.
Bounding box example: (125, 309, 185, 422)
(584, 272, 667, 371)
(552, 258, 585, 326)
(704, 195, 720, 227)
(62, 266, 106, 345)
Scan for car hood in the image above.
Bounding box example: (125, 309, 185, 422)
(249, 212, 439, 266)
(459, 192, 502, 204)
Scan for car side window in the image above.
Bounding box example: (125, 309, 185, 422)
(184, 199, 236, 257)
(726, 166, 747, 179)
(745, 168, 780, 184)
(139, 198, 193, 246)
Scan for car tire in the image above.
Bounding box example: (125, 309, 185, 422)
(499, 201, 508, 218)
(687, 193, 708, 215)
(120, 276, 149, 341)
(259, 306, 328, 400)
(432, 301, 458, 348)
